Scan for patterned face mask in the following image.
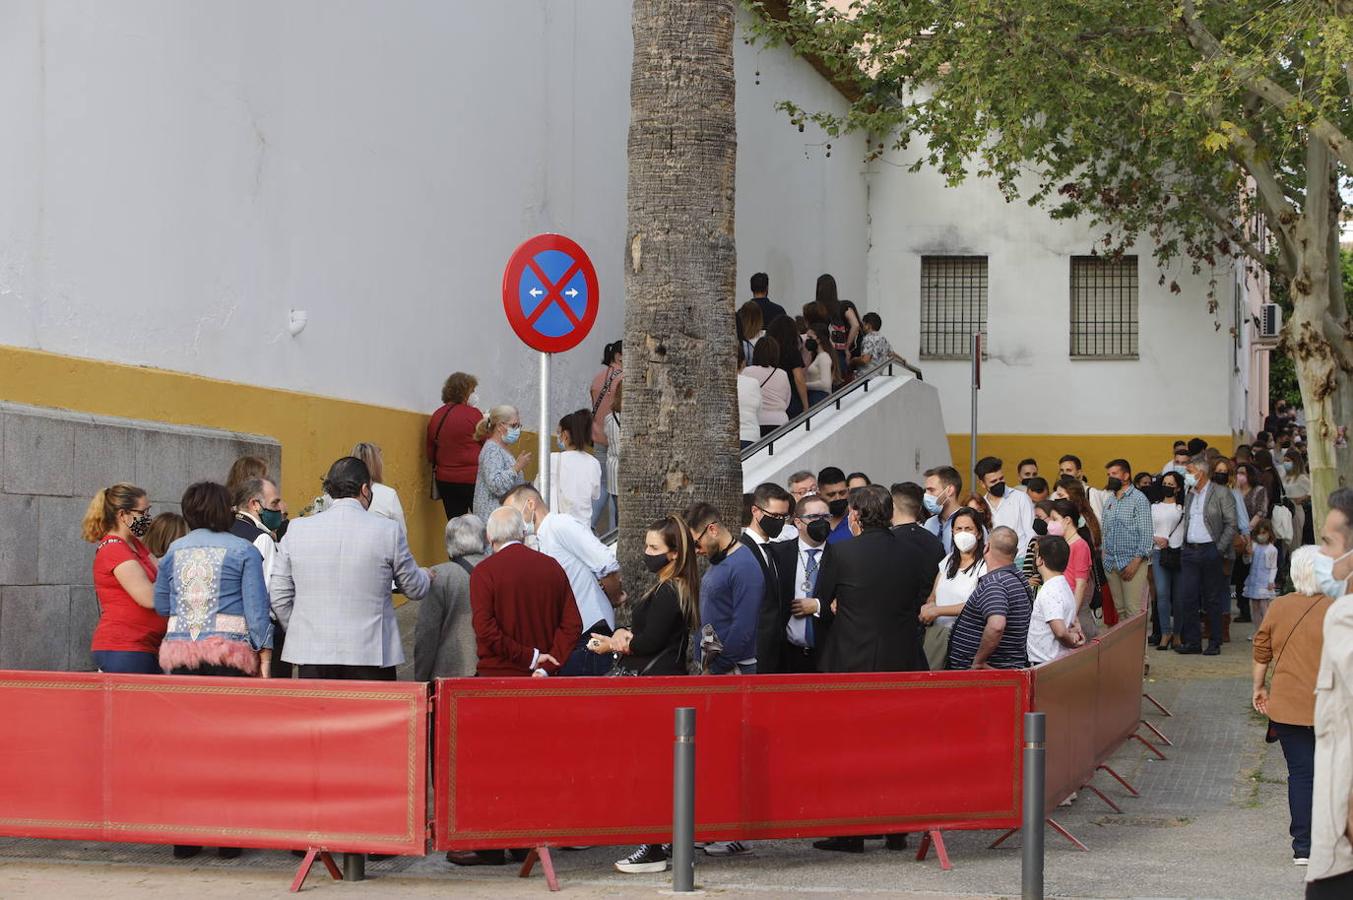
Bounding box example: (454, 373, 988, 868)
(129, 510, 152, 537)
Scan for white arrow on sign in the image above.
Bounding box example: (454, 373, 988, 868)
(529, 288, 544, 298)
(565, 288, 579, 298)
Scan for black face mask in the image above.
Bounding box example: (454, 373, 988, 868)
(988, 481, 1006, 498)
(1031, 518, 1049, 536)
(758, 512, 786, 540)
(827, 498, 849, 518)
(805, 338, 819, 354)
(1106, 477, 1123, 493)
(1211, 472, 1231, 486)
(643, 552, 670, 574)
(1020, 477, 1033, 487)
(805, 519, 832, 543)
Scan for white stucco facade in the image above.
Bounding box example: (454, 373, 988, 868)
(0, 0, 1248, 459)
(0, 1, 865, 426)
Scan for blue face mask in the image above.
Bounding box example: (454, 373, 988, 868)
(503, 426, 522, 445)
(923, 493, 942, 515)
(1313, 549, 1353, 598)
(1183, 472, 1197, 489)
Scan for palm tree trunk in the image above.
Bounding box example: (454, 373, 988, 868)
(620, 0, 741, 591)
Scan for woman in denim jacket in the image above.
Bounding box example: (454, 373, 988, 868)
(155, 482, 274, 679)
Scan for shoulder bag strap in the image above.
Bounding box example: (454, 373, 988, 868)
(1271, 597, 1321, 677)
(431, 403, 457, 457)
(452, 557, 475, 577)
(591, 369, 619, 417)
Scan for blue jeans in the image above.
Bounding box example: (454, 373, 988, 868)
(1151, 548, 1177, 634)
(1177, 543, 1225, 649)
(93, 650, 161, 674)
(807, 389, 829, 408)
(559, 622, 614, 676)
(1272, 722, 1315, 857)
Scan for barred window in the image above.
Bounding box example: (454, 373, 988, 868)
(1070, 256, 1138, 359)
(920, 256, 987, 359)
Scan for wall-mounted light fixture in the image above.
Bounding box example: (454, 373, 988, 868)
(288, 309, 309, 337)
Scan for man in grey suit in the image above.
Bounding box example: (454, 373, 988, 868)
(1176, 453, 1238, 656)
(271, 456, 432, 680)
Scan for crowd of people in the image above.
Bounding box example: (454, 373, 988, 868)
(78, 357, 1353, 890)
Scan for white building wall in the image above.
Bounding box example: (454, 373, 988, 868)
(864, 148, 1239, 441)
(0, 1, 868, 423)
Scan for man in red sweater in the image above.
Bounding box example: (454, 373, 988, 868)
(469, 506, 582, 678)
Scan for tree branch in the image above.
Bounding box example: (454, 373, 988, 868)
(1195, 198, 1267, 265)
(1179, 0, 1353, 172)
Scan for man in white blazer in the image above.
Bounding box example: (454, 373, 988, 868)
(271, 457, 431, 681)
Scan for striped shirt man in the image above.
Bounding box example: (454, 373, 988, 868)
(946, 564, 1033, 670)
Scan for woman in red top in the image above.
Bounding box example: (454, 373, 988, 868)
(82, 482, 166, 674)
(428, 372, 485, 519)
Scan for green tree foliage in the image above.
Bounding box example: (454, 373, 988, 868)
(749, 0, 1353, 506)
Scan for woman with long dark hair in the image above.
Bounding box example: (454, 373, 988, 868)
(918, 507, 987, 669)
(815, 274, 862, 377)
(766, 314, 809, 418)
(592, 516, 700, 874)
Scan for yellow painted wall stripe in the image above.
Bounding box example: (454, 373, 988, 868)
(0, 345, 545, 565)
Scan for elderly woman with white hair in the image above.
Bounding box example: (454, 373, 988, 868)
(1252, 545, 1335, 867)
(414, 514, 487, 680)
(472, 405, 532, 521)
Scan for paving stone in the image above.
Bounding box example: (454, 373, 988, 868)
(67, 586, 100, 672)
(1, 410, 74, 496)
(0, 586, 70, 670)
(37, 495, 96, 586)
(0, 493, 39, 585)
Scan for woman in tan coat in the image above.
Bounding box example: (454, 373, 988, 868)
(1252, 545, 1334, 867)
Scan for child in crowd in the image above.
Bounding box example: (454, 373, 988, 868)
(851, 312, 902, 370)
(1243, 519, 1279, 630)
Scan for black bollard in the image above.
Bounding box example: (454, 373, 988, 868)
(343, 851, 366, 882)
(1022, 712, 1046, 900)
(672, 707, 696, 892)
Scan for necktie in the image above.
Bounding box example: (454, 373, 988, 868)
(805, 549, 819, 648)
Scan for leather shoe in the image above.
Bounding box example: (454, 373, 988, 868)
(812, 837, 864, 853)
(1203, 645, 1221, 656)
(1174, 645, 1202, 655)
(172, 845, 201, 860)
(217, 847, 242, 860)
(446, 850, 507, 866)
(884, 834, 909, 851)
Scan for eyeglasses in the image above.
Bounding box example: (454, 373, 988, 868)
(797, 512, 831, 522)
(755, 506, 787, 520)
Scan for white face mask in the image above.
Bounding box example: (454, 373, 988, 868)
(1314, 548, 1353, 598)
(953, 531, 978, 553)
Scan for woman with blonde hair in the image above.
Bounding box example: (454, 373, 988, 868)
(82, 482, 166, 674)
(472, 405, 532, 521)
(352, 441, 407, 533)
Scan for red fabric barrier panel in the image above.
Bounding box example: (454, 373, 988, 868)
(433, 671, 1030, 850)
(0, 670, 427, 854)
(1092, 612, 1148, 765)
(1029, 642, 1100, 813)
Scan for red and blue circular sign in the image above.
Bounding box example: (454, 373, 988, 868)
(501, 233, 599, 353)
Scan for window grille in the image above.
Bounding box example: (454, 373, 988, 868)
(1069, 255, 1138, 359)
(920, 256, 987, 359)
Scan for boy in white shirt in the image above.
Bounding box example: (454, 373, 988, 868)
(1027, 535, 1085, 664)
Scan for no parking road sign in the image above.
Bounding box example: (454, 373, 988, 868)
(501, 233, 599, 353)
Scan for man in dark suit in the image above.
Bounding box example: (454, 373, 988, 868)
(816, 484, 925, 675)
(891, 482, 945, 671)
(739, 482, 794, 674)
(766, 493, 834, 674)
(812, 483, 927, 854)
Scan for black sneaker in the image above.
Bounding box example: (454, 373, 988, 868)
(1203, 645, 1221, 656)
(615, 844, 669, 874)
(1175, 645, 1202, 655)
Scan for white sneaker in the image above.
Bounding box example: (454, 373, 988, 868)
(1294, 857, 1309, 866)
(703, 840, 751, 857)
(614, 844, 669, 873)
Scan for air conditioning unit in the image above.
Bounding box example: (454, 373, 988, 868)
(1258, 303, 1282, 340)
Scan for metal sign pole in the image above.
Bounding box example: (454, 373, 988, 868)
(970, 332, 981, 476)
(1022, 711, 1046, 900)
(539, 352, 551, 506)
(672, 707, 696, 892)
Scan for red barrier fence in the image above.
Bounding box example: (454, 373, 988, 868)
(0, 617, 1151, 885)
(0, 671, 427, 855)
(1029, 612, 1149, 813)
(433, 670, 1030, 850)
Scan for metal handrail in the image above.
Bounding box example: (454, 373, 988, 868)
(596, 355, 921, 545)
(740, 355, 920, 459)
